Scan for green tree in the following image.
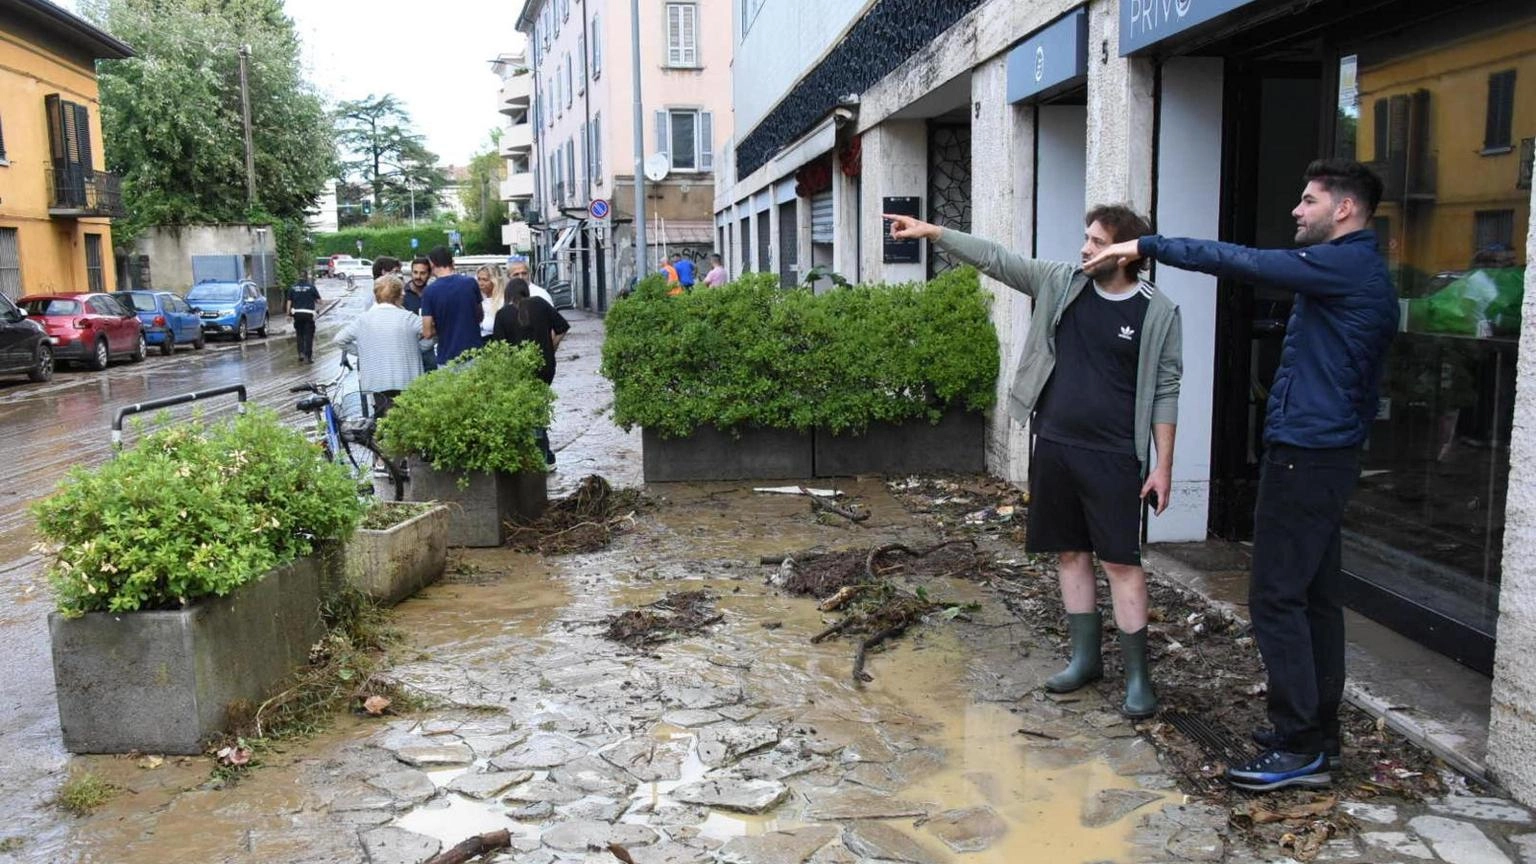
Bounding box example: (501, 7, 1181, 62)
(87, 0, 333, 241)
(462, 130, 508, 249)
(334, 94, 447, 221)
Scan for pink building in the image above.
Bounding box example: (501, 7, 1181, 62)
(513, 0, 732, 311)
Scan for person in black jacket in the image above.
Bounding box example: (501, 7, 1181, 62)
(492, 277, 569, 467)
(1086, 158, 1396, 793)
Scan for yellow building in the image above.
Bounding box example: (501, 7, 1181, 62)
(1356, 19, 1535, 282)
(0, 0, 132, 300)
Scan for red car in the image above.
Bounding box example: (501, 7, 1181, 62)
(19, 293, 146, 371)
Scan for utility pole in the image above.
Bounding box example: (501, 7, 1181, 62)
(237, 44, 257, 210)
(629, 0, 646, 272)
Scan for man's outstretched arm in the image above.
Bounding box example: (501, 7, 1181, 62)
(883, 213, 1073, 299)
(1085, 236, 1361, 298)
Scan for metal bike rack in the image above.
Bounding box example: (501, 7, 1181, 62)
(111, 384, 248, 450)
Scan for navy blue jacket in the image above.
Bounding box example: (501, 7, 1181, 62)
(1139, 230, 1397, 449)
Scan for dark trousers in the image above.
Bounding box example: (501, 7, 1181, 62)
(293, 314, 316, 360)
(1250, 443, 1360, 754)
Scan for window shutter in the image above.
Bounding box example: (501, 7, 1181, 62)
(683, 5, 697, 66)
(656, 110, 669, 159)
(667, 5, 682, 65)
(577, 36, 586, 93)
(0, 112, 7, 161)
(73, 103, 93, 172)
(591, 15, 601, 76)
(580, 123, 589, 187)
(700, 111, 713, 171)
(593, 113, 602, 176)
(1485, 70, 1516, 149)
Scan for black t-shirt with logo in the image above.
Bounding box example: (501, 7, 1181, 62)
(286, 283, 320, 314)
(1034, 284, 1151, 455)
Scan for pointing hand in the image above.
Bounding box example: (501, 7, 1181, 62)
(882, 213, 941, 241)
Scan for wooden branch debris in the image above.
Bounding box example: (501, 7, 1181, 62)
(421, 829, 512, 864)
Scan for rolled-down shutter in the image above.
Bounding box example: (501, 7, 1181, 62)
(810, 191, 834, 244)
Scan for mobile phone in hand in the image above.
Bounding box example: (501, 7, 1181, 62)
(1145, 490, 1160, 511)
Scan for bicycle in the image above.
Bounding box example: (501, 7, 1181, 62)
(291, 364, 405, 501)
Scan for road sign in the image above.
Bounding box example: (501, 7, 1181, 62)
(588, 198, 611, 221)
(448, 230, 462, 245)
(410, 237, 419, 249)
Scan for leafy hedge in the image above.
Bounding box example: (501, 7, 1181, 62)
(377, 341, 554, 476)
(601, 268, 999, 437)
(32, 409, 365, 617)
(313, 223, 500, 260)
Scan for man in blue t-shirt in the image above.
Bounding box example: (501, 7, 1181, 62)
(671, 252, 696, 289)
(419, 246, 483, 364)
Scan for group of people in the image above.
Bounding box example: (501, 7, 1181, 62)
(885, 156, 1397, 794)
(657, 252, 728, 293)
(327, 247, 569, 468)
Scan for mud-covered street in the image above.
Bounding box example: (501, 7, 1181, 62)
(3, 308, 1535, 864)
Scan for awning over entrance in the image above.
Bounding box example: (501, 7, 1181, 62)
(1120, 0, 1264, 54)
(550, 225, 578, 255)
(649, 221, 715, 247)
(1007, 8, 1089, 103)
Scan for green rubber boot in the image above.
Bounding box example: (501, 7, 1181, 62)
(1044, 612, 1103, 693)
(1119, 626, 1158, 719)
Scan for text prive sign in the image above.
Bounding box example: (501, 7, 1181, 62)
(1006, 9, 1089, 104)
(1120, 0, 1262, 54)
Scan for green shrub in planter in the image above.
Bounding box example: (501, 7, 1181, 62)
(32, 408, 365, 617)
(601, 268, 999, 437)
(376, 340, 555, 476)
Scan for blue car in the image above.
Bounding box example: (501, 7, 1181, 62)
(186, 280, 269, 342)
(123, 290, 204, 355)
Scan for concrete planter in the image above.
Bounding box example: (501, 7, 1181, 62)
(406, 457, 548, 547)
(48, 557, 325, 755)
(813, 409, 986, 477)
(343, 504, 450, 605)
(642, 425, 814, 482)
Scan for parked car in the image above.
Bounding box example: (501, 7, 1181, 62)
(314, 257, 334, 279)
(0, 293, 53, 383)
(19, 293, 146, 370)
(123, 290, 204, 355)
(186, 280, 269, 342)
(333, 258, 374, 280)
(533, 260, 574, 310)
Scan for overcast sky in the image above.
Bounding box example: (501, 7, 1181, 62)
(58, 0, 526, 166)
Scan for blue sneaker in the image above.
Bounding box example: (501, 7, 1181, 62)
(1227, 749, 1331, 792)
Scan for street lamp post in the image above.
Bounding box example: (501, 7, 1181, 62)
(253, 226, 268, 289)
(237, 45, 257, 211)
(630, 0, 646, 277)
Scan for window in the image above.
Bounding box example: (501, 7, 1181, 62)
(591, 15, 601, 78)
(84, 234, 104, 294)
(552, 0, 560, 37)
(1474, 209, 1515, 253)
(577, 36, 586, 93)
(655, 109, 713, 172)
(741, 0, 765, 35)
(540, 6, 550, 48)
(1484, 69, 1516, 151)
(580, 122, 589, 188)
(547, 78, 555, 124)
(565, 138, 576, 201)
(562, 0, 570, 21)
(563, 53, 573, 107)
(0, 228, 19, 299)
(666, 3, 698, 67)
(592, 112, 602, 178)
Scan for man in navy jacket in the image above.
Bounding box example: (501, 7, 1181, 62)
(1087, 159, 1397, 792)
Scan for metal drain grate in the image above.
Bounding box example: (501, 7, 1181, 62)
(1163, 710, 1263, 793)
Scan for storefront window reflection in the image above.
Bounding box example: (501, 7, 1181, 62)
(1336, 20, 1534, 637)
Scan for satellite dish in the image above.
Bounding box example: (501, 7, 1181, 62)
(644, 153, 671, 182)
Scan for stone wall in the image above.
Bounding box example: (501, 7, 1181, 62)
(131, 224, 278, 293)
(1488, 179, 1536, 808)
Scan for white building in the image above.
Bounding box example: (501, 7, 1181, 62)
(515, 0, 733, 311)
(493, 49, 536, 252)
(716, 0, 1536, 804)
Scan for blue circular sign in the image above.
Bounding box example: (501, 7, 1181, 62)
(589, 198, 611, 220)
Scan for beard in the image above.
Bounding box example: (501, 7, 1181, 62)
(1295, 218, 1334, 245)
(1084, 259, 1123, 283)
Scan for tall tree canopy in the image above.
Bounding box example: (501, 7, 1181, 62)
(334, 94, 447, 222)
(462, 129, 508, 242)
(86, 0, 333, 236)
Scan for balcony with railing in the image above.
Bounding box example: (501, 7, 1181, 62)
(502, 122, 533, 156)
(47, 169, 125, 218)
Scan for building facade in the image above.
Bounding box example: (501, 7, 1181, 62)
(0, 0, 132, 301)
(515, 0, 732, 311)
(493, 50, 536, 253)
(715, 0, 1536, 802)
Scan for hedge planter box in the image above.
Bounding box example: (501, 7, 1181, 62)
(343, 504, 450, 605)
(642, 425, 814, 483)
(407, 458, 548, 547)
(49, 557, 324, 755)
(814, 410, 986, 477)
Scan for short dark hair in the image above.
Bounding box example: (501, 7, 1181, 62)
(1085, 204, 1154, 279)
(410, 256, 430, 270)
(427, 246, 453, 268)
(371, 255, 400, 279)
(1303, 158, 1383, 218)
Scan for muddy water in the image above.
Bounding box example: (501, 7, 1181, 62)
(46, 479, 1175, 863)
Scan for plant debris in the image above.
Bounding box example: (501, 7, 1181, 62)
(506, 475, 648, 554)
(603, 590, 723, 648)
(887, 475, 1028, 539)
(358, 501, 435, 531)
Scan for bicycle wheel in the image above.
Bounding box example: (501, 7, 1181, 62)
(341, 436, 405, 501)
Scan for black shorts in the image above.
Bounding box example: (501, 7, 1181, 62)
(1027, 437, 1143, 566)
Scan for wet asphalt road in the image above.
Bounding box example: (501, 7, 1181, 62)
(0, 279, 371, 840)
